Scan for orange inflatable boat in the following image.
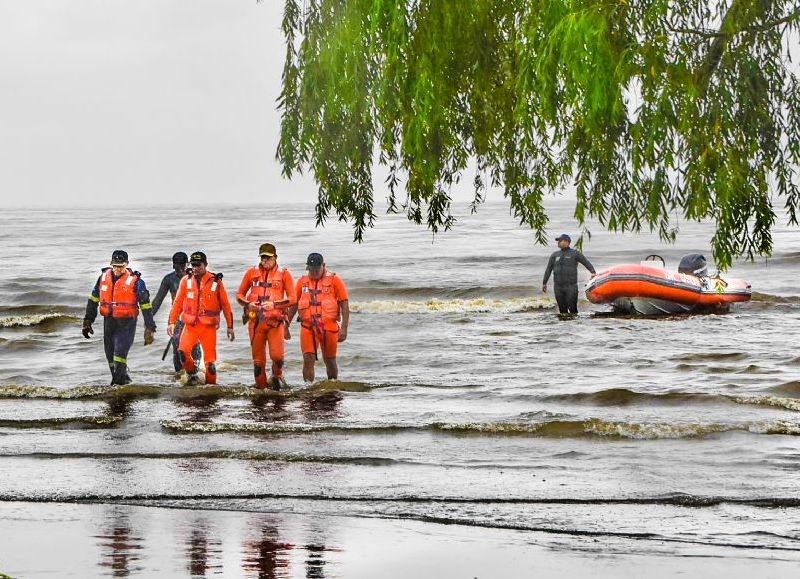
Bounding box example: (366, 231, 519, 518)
(585, 254, 752, 314)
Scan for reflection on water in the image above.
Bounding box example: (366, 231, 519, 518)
(88, 505, 337, 578)
(1, 494, 798, 577)
(95, 508, 144, 577)
(242, 524, 295, 579)
(247, 396, 292, 423)
(301, 391, 343, 420)
(305, 543, 327, 579)
(175, 397, 224, 423)
(182, 519, 222, 577)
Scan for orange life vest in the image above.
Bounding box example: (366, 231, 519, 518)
(99, 269, 140, 318)
(181, 272, 224, 327)
(297, 272, 340, 330)
(246, 266, 289, 322)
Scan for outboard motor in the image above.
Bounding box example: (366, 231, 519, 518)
(678, 254, 708, 277)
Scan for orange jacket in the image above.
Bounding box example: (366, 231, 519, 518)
(169, 271, 233, 328)
(296, 272, 347, 331)
(237, 265, 296, 322)
(99, 268, 140, 318)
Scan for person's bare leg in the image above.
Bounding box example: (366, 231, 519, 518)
(303, 353, 316, 383)
(323, 357, 338, 380)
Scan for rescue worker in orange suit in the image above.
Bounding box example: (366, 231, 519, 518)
(295, 253, 349, 383)
(82, 250, 157, 385)
(167, 251, 234, 386)
(236, 243, 297, 390)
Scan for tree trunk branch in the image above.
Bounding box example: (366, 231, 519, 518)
(696, 0, 779, 96)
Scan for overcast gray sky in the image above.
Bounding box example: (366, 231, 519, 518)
(0, 0, 324, 207)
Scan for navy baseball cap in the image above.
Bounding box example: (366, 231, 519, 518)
(110, 250, 128, 265)
(306, 253, 324, 269)
(190, 251, 207, 265)
(555, 233, 571, 242)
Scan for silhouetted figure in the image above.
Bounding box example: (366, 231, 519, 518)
(242, 524, 295, 579)
(95, 509, 143, 577)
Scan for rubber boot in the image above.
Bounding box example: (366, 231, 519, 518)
(253, 364, 267, 389)
(205, 362, 217, 385)
(112, 362, 132, 386)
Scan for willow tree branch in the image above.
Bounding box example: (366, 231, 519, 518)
(696, 0, 779, 96)
(671, 4, 798, 40)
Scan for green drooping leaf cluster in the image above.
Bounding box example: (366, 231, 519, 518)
(277, 0, 800, 269)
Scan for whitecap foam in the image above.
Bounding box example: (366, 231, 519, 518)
(350, 297, 552, 314)
(748, 421, 800, 435)
(584, 419, 732, 440)
(0, 313, 77, 328)
(730, 395, 800, 412)
(0, 384, 110, 399)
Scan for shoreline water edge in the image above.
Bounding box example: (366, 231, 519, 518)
(1, 202, 799, 577)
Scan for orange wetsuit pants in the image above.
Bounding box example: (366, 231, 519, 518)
(179, 323, 218, 384)
(300, 326, 338, 360)
(249, 320, 284, 388)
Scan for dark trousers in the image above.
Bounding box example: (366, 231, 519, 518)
(172, 320, 202, 372)
(554, 284, 579, 314)
(103, 317, 137, 383)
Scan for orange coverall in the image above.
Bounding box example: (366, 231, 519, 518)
(236, 264, 296, 388)
(168, 271, 233, 384)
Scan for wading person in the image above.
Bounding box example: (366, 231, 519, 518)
(295, 253, 349, 383)
(236, 243, 296, 390)
(82, 250, 157, 385)
(151, 251, 201, 375)
(542, 234, 596, 315)
(167, 251, 234, 385)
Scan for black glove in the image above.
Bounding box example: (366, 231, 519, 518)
(81, 319, 94, 339)
(143, 327, 155, 346)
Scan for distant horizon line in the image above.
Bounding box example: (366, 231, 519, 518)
(3, 198, 531, 210)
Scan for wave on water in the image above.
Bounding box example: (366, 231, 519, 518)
(160, 418, 800, 439)
(0, 337, 46, 351)
(0, 382, 372, 400)
(542, 388, 720, 406)
(771, 380, 800, 396)
(8, 450, 396, 466)
(436, 419, 800, 438)
(7, 492, 800, 509)
(674, 352, 749, 362)
(541, 388, 800, 412)
(350, 297, 552, 314)
(750, 291, 800, 304)
(0, 415, 121, 429)
(0, 304, 81, 316)
(0, 384, 140, 400)
(160, 421, 408, 435)
(730, 395, 800, 412)
(432, 420, 737, 439)
(0, 313, 78, 328)
(349, 284, 535, 300)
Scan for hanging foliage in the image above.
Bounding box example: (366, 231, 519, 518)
(276, 0, 800, 268)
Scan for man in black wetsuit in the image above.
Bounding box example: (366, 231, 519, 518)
(542, 234, 596, 315)
(82, 250, 157, 384)
(151, 252, 201, 374)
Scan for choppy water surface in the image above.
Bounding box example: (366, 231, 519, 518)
(1, 201, 799, 577)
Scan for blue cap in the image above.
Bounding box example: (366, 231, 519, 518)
(110, 250, 128, 265)
(555, 233, 571, 242)
(190, 251, 207, 265)
(306, 253, 324, 268)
